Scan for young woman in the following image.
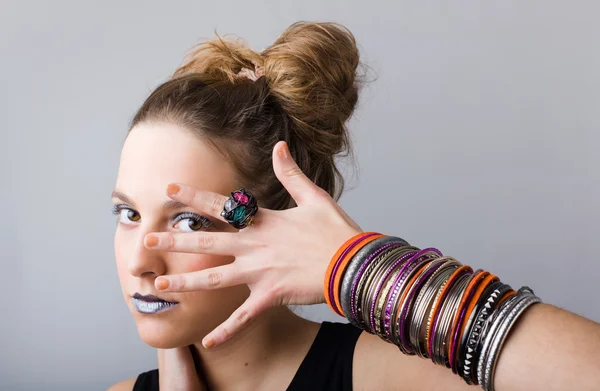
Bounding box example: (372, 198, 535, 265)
(109, 22, 600, 391)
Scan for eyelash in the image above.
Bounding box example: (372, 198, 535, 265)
(172, 211, 213, 230)
(111, 204, 127, 216)
(111, 204, 213, 230)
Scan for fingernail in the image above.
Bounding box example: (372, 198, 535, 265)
(278, 143, 290, 160)
(145, 234, 159, 248)
(203, 337, 214, 349)
(167, 183, 181, 196)
(156, 277, 170, 291)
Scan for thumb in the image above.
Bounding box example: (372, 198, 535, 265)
(272, 141, 324, 206)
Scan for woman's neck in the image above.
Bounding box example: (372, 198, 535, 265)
(192, 307, 321, 391)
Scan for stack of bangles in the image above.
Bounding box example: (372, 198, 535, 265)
(324, 232, 542, 391)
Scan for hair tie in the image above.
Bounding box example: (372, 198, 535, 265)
(237, 62, 264, 81)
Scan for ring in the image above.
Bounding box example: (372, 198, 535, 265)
(221, 188, 258, 229)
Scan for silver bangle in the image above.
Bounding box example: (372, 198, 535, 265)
(424, 265, 461, 360)
(434, 273, 470, 365)
(411, 262, 458, 358)
(394, 258, 446, 351)
(353, 244, 406, 330)
(477, 287, 537, 386)
(408, 259, 458, 356)
(476, 291, 522, 385)
(461, 282, 511, 384)
(482, 289, 541, 391)
(387, 255, 434, 348)
(341, 236, 404, 327)
(362, 246, 411, 331)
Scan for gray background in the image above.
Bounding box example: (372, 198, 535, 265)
(1, 1, 598, 390)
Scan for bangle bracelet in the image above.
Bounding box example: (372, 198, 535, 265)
(332, 233, 384, 315)
(371, 249, 419, 335)
(465, 282, 512, 385)
(416, 263, 458, 358)
(409, 259, 459, 357)
(361, 246, 406, 330)
(392, 255, 440, 349)
(481, 288, 541, 391)
(476, 289, 523, 385)
(325, 232, 377, 314)
(331, 235, 542, 389)
(434, 272, 470, 365)
(397, 258, 446, 353)
(454, 274, 498, 379)
(350, 241, 402, 325)
(341, 236, 406, 325)
(446, 269, 485, 371)
(427, 265, 473, 358)
(353, 243, 409, 329)
(373, 249, 439, 337)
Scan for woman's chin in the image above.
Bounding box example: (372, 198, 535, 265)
(134, 317, 198, 348)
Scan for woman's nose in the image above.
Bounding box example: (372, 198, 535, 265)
(128, 230, 166, 277)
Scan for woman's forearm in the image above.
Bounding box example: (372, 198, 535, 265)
(495, 303, 600, 391)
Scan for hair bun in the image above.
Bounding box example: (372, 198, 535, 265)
(167, 22, 362, 205)
(262, 22, 362, 157)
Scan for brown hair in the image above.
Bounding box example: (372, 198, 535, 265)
(130, 21, 362, 210)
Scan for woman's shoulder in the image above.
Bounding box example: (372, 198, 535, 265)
(107, 377, 137, 391)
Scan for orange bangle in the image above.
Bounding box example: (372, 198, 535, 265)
(332, 234, 385, 316)
(426, 265, 473, 356)
(498, 289, 516, 306)
(454, 273, 498, 353)
(448, 271, 496, 371)
(324, 232, 379, 314)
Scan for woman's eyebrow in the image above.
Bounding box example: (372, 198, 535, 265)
(111, 191, 133, 205)
(162, 200, 188, 210)
(112, 190, 188, 210)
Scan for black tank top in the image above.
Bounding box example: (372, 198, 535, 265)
(133, 321, 363, 391)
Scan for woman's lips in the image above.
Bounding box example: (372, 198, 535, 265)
(131, 292, 179, 314)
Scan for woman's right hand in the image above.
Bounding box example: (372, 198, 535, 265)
(158, 346, 206, 391)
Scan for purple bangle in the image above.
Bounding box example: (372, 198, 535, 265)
(369, 250, 418, 333)
(384, 256, 437, 340)
(378, 248, 439, 336)
(328, 232, 379, 314)
(379, 255, 424, 338)
(448, 273, 483, 372)
(350, 242, 403, 325)
(427, 268, 470, 359)
(396, 257, 446, 351)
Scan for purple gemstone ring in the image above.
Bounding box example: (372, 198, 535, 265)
(221, 188, 259, 229)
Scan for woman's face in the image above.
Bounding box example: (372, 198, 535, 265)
(112, 122, 248, 348)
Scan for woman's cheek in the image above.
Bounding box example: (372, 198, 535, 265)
(114, 230, 129, 282)
(169, 253, 234, 274)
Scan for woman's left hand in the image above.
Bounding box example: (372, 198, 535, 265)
(144, 141, 361, 349)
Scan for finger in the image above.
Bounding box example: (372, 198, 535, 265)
(155, 264, 246, 292)
(272, 141, 329, 206)
(145, 232, 242, 255)
(166, 183, 229, 222)
(202, 293, 272, 349)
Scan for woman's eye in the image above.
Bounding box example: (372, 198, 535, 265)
(112, 205, 140, 224)
(173, 213, 212, 232)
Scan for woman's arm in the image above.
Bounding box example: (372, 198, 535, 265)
(354, 303, 600, 391)
(145, 142, 600, 390)
(494, 303, 600, 391)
